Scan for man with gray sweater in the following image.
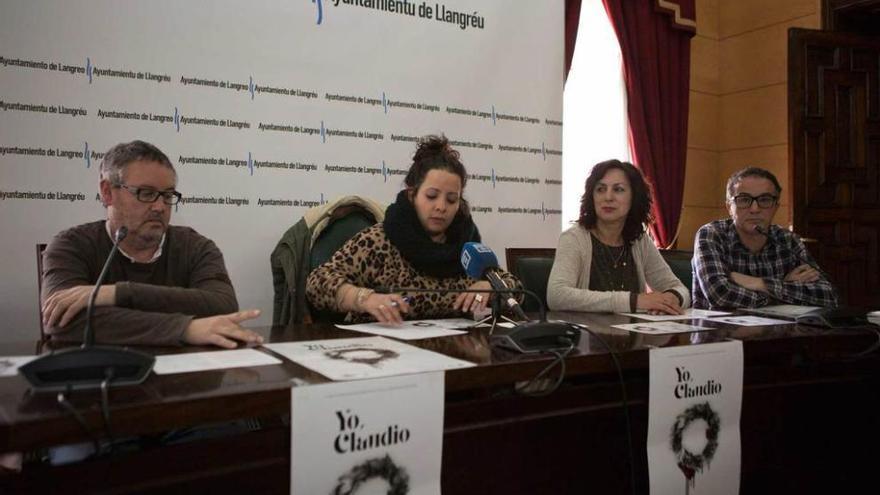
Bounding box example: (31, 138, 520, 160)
(41, 140, 263, 348)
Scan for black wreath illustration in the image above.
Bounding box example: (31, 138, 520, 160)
(324, 347, 400, 367)
(331, 454, 410, 495)
(670, 401, 721, 483)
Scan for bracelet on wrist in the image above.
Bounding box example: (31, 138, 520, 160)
(355, 287, 374, 311)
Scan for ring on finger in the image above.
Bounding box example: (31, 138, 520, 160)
(474, 294, 484, 303)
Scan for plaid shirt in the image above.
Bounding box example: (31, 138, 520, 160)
(692, 219, 838, 309)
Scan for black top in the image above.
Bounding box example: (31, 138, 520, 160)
(588, 233, 639, 310)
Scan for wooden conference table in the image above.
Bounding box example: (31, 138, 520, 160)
(0, 312, 878, 494)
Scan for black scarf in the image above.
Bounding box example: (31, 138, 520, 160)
(383, 190, 481, 278)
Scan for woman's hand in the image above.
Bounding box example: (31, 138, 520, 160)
(453, 281, 491, 314)
(360, 293, 411, 324)
(637, 292, 683, 315)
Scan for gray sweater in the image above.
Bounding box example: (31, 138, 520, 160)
(547, 225, 690, 313)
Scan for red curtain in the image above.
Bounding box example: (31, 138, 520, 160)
(601, 0, 696, 248)
(564, 0, 582, 83)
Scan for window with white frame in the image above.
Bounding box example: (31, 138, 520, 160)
(561, 0, 629, 228)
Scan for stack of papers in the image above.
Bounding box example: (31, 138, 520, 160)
(707, 315, 794, 327)
(153, 348, 282, 375)
(744, 304, 820, 319)
(0, 356, 36, 377)
(336, 318, 477, 340)
(612, 322, 713, 334)
(618, 309, 730, 321)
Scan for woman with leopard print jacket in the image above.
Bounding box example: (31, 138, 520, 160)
(306, 135, 521, 324)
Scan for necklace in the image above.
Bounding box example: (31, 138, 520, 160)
(606, 244, 628, 289)
(593, 229, 627, 266)
(609, 243, 627, 268)
(596, 236, 627, 268)
(589, 233, 631, 291)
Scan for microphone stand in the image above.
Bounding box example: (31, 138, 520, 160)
(378, 286, 541, 318)
(383, 286, 582, 353)
(472, 296, 519, 335)
(21, 227, 156, 391)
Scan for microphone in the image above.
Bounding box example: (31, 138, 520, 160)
(457, 242, 581, 353)
(460, 242, 528, 321)
(84, 226, 128, 347)
(375, 285, 580, 353)
(376, 286, 546, 321)
(20, 225, 156, 391)
(754, 224, 769, 236)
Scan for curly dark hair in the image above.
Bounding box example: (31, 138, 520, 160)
(404, 134, 470, 217)
(577, 159, 654, 244)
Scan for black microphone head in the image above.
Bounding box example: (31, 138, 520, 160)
(753, 224, 768, 236)
(115, 226, 129, 242)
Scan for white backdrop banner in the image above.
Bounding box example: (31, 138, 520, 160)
(0, 0, 563, 341)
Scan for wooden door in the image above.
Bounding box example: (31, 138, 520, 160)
(789, 28, 880, 307)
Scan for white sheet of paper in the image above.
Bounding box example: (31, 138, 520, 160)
(291, 373, 444, 495)
(1, 356, 36, 377)
(648, 341, 743, 495)
(613, 322, 714, 334)
(152, 348, 282, 375)
(264, 336, 474, 381)
(747, 304, 820, 318)
(618, 309, 731, 321)
(336, 318, 475, 340)
(707, 315, 794, 327)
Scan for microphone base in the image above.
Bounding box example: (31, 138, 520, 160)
(20, 346, 155, 392)
(490, 321, 582, 354)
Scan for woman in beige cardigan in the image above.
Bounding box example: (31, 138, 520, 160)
(547, 159, 690, 314)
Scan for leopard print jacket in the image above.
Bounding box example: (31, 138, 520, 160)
(306, 224, 521, 321)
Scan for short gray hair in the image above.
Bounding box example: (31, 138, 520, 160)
(726, 167, 782, 201)
(100, 140, 175, 185)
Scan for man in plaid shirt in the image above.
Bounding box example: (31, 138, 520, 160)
(692, 167, 838, 310)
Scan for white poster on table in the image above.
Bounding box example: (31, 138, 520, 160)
(648, 340, 743, 495)
(291, 372, 444, 495)
(264, 336, 474, 380)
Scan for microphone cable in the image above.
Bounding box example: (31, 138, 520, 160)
(56, 387, 101, 457)
(514, 338, 576, 398)
(53, 368, 120, 460)
(573, 324, 638, 495)
(795, 323, 880, 365)
(851, 324, 880, 359)
(99, 368, 117, 452)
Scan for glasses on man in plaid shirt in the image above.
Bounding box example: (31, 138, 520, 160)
(692, 219, 838, 309)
